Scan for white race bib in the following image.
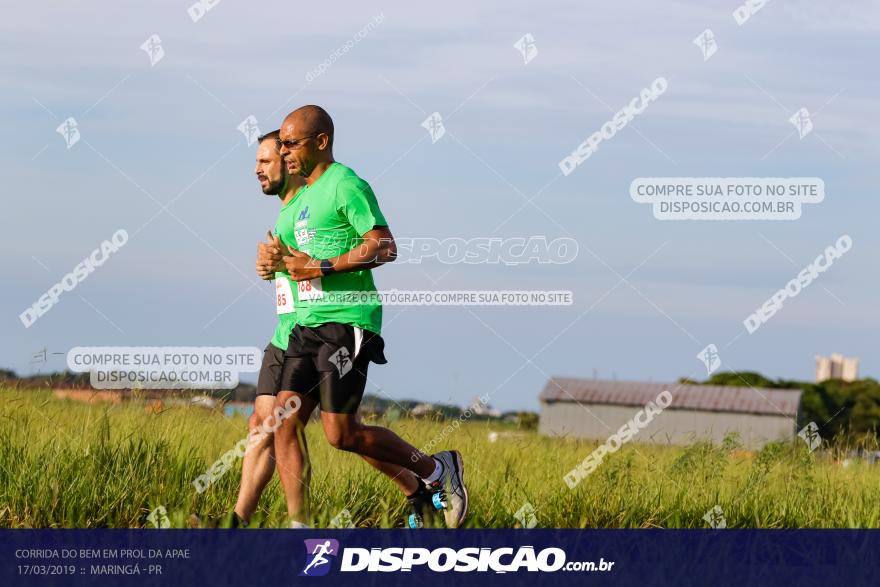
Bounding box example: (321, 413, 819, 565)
(275, 278, 295, 314)
(297, 277, 324, 301)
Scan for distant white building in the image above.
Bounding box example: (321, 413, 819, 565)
(539, 378, 802, 450)
(468, 396, 501, 418)
(815, 353, 859, 382)
(411, 403, 435, 417)
(190, 395, 217, 409)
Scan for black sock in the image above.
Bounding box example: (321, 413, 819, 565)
(406, 476, 428, 500)
(231, 512, 248, 528)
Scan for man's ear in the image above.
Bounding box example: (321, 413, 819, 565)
(317, 133, 331, 151)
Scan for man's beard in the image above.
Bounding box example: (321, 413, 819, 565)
(261, 178, 284, 195)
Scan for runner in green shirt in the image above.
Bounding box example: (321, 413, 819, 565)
(280, 161, 385, 333)
(271, 105, 468, 528)
(257, 130, 440, 528)
(231, 130, 305, 527)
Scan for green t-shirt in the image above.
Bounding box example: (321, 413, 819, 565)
(278, 162, 387, 334)
(270, 196, 302, 350)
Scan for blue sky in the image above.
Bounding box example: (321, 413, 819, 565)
(3, 1, 878, 410)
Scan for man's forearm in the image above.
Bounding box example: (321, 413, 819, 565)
(281, 229, 396, 281)
(324, 237, 395, 274)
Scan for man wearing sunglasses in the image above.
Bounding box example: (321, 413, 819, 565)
(253, 124, 443, 529)
(270, 105, 468, 529)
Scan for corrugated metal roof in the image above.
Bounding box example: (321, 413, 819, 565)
(539, 378, 801, 418)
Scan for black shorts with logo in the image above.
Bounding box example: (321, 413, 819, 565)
(256, 343, 318, 396)
(282, 323, 387, 414)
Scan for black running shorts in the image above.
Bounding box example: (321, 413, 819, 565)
(256, 342, 318, 396)
(282, 323, 387, 414)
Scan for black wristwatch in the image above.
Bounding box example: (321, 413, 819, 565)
(320, 259, 336, 276)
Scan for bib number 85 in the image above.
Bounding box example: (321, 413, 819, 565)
(275, 278, 295, 314)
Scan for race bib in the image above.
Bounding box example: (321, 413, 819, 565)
(297, 277, 324, 301)
(294, 219, 314, 246)
(275, 277, 294, 314)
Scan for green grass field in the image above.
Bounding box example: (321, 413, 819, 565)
(2, 388, 879, 528)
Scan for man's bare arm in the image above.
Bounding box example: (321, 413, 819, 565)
(282, 226, 396, 281)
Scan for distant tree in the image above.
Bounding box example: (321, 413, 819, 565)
(690, 370, 880, 444)
(814, 378, 880, 441)
(514, 412, 539, 430)
(704, 371, 774, 388)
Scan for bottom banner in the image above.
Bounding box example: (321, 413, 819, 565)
(2, 529, 876, 586)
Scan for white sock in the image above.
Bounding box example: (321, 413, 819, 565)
(290, 520, 310, 529)
(423, 457, 443, 484)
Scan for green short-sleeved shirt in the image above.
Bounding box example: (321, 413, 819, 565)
(269, 196, 303, 350)
(278, 162, 387, 334)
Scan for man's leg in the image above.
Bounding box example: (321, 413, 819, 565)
(232, 343, 292, 525)
(314, 330, 467, 527)
(274, 390, 318, 523)
(273, 391, 419, 516)
(312, 331, 437, 479)
(358, 454, 420, 495)
(233, 395, 278, 524)
(320, 412, 435, 477)
(322, 411, 464, 527)
(292, 324, 461, 526)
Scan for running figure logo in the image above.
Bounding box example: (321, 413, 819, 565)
(421, 112, 446, 143)
(329, 347, 353, 377)
(703, 505, 726, 529)
(696, 344, 721, 376)
(798, 421, 822, 452)
(789, 107, 813, 139)
(140, 34, 165, 67)
(513, 33, 538, 65)
(300, 539, 340, 576)
(237, 115, 261, 146)
(692, 29, 717, 62)
(56, 117, 80, 149)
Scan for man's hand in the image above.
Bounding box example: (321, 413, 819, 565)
(280, 227, 395, 280)
(282, 246, 323, 281)
(256, 230, 284, 280)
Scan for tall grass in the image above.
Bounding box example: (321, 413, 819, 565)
(2, 388, 878, 528)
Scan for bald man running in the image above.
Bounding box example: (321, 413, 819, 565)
(254, 123, 444, 529)
(271, 105, 468, 528)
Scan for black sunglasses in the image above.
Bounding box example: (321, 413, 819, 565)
(276, 133, 321, 150)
